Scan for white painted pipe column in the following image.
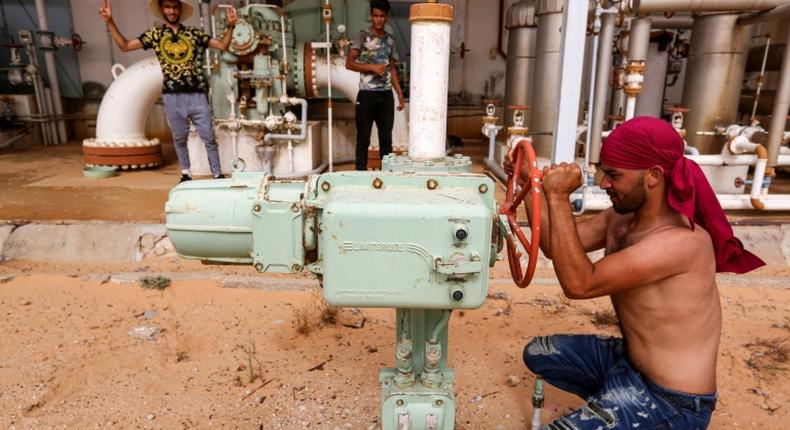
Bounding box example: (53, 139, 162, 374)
(625, 96, 637, 120)
(34, 0, 66, 144)
(323, 0, 334, 172)
(407, 2, 454, 161)
(766, 30, 790, 166)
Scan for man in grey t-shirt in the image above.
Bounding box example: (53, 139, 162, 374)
(345, 0, 405, 170)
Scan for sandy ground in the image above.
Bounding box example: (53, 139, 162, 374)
(0, 257, 788, 430)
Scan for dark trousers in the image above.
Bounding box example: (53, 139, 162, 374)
(355, 90, 394, 170)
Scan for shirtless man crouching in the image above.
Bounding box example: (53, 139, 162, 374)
(505, 116, 764, 429)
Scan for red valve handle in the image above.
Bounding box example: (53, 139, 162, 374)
(500, 138, 542, 288)
(71, 32, 85, 52)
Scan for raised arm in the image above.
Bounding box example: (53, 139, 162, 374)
(207, 7, 237, 51)
(100, 0, 142, 52)
(542, 163, 692, 299)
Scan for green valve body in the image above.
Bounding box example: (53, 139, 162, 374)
(165, 170, 499, 430)
(166, 171, 497, 309)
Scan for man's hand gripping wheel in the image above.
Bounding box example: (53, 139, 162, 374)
(500, 139, 542, 288)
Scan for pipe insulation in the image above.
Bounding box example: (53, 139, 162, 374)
(681, 13, 750, 154)
(504, 0, 537, 128)
(88, 57, 163, 145)
(34, 0, 66, 144)
(627, 18, 651, 62)
(739, 3, 790, 25)
(530, 0, 563, 157)
(627, 0, 786, 14)
(407, 3, 454, 162)
(766, 30, 790, 167)
(589, 12, 616, 164)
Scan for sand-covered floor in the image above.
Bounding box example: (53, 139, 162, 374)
(0, 259, 788, 429)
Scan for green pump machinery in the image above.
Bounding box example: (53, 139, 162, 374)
(167, 2, 541, 429)
(207, 0, 399, 120)
(166, 165, 500, 430)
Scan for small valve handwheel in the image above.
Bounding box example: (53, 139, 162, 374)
(501, 138, 542, 288)
(71, 32, 85, 52)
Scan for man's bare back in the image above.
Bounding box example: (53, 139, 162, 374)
(604, 211, 721, 394)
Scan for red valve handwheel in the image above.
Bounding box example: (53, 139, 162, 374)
(501, 138, 542, 288)
(71, 32, 85, 52)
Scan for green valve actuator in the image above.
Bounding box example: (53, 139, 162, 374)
(165, 169, 500, 429)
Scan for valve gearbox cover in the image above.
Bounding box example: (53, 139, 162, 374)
(319, 174, 495, 310)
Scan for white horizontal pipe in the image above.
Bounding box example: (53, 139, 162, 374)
(574, 189, 790, 211)
(313, 54, 407, 114)
(629, 0, 785, 13)
(686, 154, 790, 166)
(314, 54, 359, 102)
(718, 195, 790, 210)
(739, 2, 790, 24)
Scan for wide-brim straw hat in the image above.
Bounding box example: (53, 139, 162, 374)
(148, 0, 195, 22)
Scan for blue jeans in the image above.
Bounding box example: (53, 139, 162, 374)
(523, 335, 717, 430)
(162, 92, 221, 177)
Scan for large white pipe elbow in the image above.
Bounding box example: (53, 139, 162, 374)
(91, 57, 163, 145)
(312, 53, 409, 149)
(314, 54, 360, 103)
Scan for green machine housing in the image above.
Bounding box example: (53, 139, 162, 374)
(166, 170, 497, 309)
(166, 169, 500, 430)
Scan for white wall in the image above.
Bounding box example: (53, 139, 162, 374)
(70, 0, 202, 88)
(448, 0, 509, 99)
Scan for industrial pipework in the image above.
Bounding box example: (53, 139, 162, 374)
(487, 0, 790, 212)
(164, 2, 546, 429)
(83, 0, 409, 175)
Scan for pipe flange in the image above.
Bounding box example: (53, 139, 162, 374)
(82, 138, 163, 170)
(507, 126, 530, 136)
(82, 138, 162, 148)
(625, 61, 646, 74)
(506, 1, 538, 28)
(409, 3, 454, 23)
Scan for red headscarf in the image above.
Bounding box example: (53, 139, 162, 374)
(600, 116, 764, 274)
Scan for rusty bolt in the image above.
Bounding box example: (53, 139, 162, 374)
(253, 203, 262, 213)
(291, 264, 301, 272)
(255, 263, 264, 272)
(396, 399, 405, 407)
(435, 399, 444, 407)
(427, 179, 438, 190)
(479, 184, 488, 194)
(321, 181, 331, 192)
(372, 178, 383, 189)
(291, 203, 300, 213)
